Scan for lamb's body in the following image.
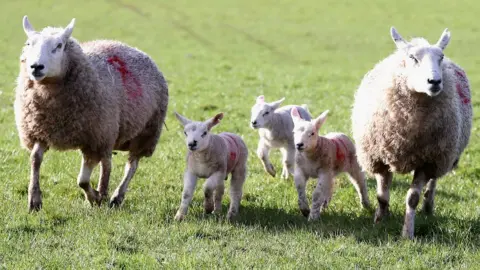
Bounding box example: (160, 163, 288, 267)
(176, 132, 248, 221)
(15, 27, 168, 210)
(352, 55, 471, 177)
(294, 133, 370, 220)
(256, 105, 312, 178)
(351, 28, 472, 239)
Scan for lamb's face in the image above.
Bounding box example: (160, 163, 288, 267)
(291, 108, 329, 152)
(21, 16, 75, 82)
(182, 122, 211, 152)
(250, 95, 285, 129)
(390, 27, 451, 97)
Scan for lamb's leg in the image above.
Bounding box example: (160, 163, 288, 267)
(97, 155, 112, 202)
(374, 168, 392, 223)
(280, 146, 295, 179)
(402, 169, 429, 239)
(204, 171, 226, 214)
(109, 155, 139, 208)
(347, 160, 371, 209)
(294, 168, 310, 217)
(28, 142, 46, 212)
(77, 154, 101, 206)
(227, 166, 247, 221)
(257, 139, 276, 177)
(422, 178, 437, 215)
(309, 171, 334, 221)
(175, 171, 198, 221)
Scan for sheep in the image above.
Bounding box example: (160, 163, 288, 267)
(15, 16, 169, 211)
(351, 27, 472, 239)
(250, 95, 312, 179)
(174, 112, 248, 221)
(290, 107, 371, 220)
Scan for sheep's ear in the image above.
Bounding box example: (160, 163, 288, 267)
(206, 112, 224, 130)
(269, 97, 285, 110)
(291, 107, 303, 124)
(314, 110, 329, 130)
(390, 27, 409, 50)
(436, 28, 451, 50)
(256, 95, 265, 104)
(174, 112, 191, 126)
(62, 18, 75, 41)
(23, 16, 35, 37)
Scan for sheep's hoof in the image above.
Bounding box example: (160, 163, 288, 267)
(204, 200, 214, 214)
(174, 212, 185, 221)
(28, 198, 42, 212)
(109, 194, 124, 208)
(300, 208, 310, 218)
(401, 225, 415, 240)
(361, 200, 373, 211)
(308, 212, 320, 221)
(374, 206, 389, 223)
(226, 210, 238, 222)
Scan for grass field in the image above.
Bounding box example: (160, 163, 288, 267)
(1, 0, 479, 268)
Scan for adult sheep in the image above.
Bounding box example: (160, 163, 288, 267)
(15, 16, 169, 211)
(351, 27, 472, 239)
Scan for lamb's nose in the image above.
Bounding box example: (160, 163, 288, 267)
(296, 143, 304, 149)
(30, 63, 44, 71)
(427, 78, 441, 85)
(188, 140, 197, 148)
(251, 120, 257, 125)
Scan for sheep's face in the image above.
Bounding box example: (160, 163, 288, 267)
(21, 16, 75, 81)
(291, 108, 328, 152)
(250, 95, 284, 129)
(175, 112, 223, 152)
(390, 27, 451, 97)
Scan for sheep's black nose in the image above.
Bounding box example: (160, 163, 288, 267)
(427, 79, 441, 85)
(188, 140, 197, 148)
(296, 143, 304, 149)
(251, 120, 257, 125)
(30, 63, 45, 71)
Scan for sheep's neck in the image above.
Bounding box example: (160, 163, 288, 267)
(263, 113, 282, 130)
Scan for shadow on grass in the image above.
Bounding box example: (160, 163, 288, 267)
(232, 203, 480, 248)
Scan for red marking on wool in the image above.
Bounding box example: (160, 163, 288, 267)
(454, 70, 470, 105)
(222, 134, 240, 173)
(332, 139, 345, 162)
(455, 70, 466, 80)
(107, 55, 142, 99)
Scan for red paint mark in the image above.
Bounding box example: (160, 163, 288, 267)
(454, 70, 470, 105)
(332, 139, 345, 162)
(455, 70, 466, 79)
(221, 134, 240, 173)
(107, 55, 142, 99)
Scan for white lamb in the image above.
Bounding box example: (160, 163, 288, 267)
(351, 27, 472, 239)
(250, 95, 312, 179)
(291, 107, 370, 221)
(174, 112, 248, 221)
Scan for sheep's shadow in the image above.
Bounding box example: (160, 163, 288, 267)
(231, 203, 480, 248)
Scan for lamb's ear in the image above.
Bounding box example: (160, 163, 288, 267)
(23, 16, 35, 37)
(314, 110, 329, 130)
(174, 112, 191, 126)
(290, 107, 303, 124)
(256, 95, 265, 104)
(436, 28, 451, 50)
(390, 27, 409, 50)
(269, 97, 285, 110)
(61, 18, 75, 41)
(206, 112, 224, 130)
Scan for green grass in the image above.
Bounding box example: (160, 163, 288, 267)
(1, 0, 480, 268)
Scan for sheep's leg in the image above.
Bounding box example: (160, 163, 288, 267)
(77, 155, 101, 206)
(204, 171, 226, 214)
(402, 169, 429, 239)
(227, 166, 247, 221)
(422, 178, 437, 215)
(257, 139, 276, 177)
(294, 168, 310, 217)
(374, 168, 392, 223)
(280, 146, 295, 179)
(28, 142, 46, 212)
(347, 161, 371, 209)
(309, 171, 334, 221)
(175, 171, 198, 221)
(97, 155, 112, 202)
(109, 156, 139, 208)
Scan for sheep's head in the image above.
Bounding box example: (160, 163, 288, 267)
(291, 107, 328, 152)
(21, 16, 75, 81)
(391, 27, 451, 97)
(250, 95, 285, 129)
(175, 112, 223, 152)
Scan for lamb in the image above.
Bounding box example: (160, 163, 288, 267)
(351, 27, 472, 239)
(174, 112, 248, 221)
(15, 16, 169, 211)
(250, 95, 312, 179)
(291, 107, 370, 220)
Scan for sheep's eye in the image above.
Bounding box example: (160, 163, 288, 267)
(439, 55, 444, 62)
(263, 111, 269, 116)
(409, 55, 418, 64)
(25, 42, 30, 46)
(201, 131, 207, 137)
(310, 132, 315, 136)
(56, 43, 62, 49)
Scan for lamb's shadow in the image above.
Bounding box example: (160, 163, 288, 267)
(232, 203, 480, 248)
